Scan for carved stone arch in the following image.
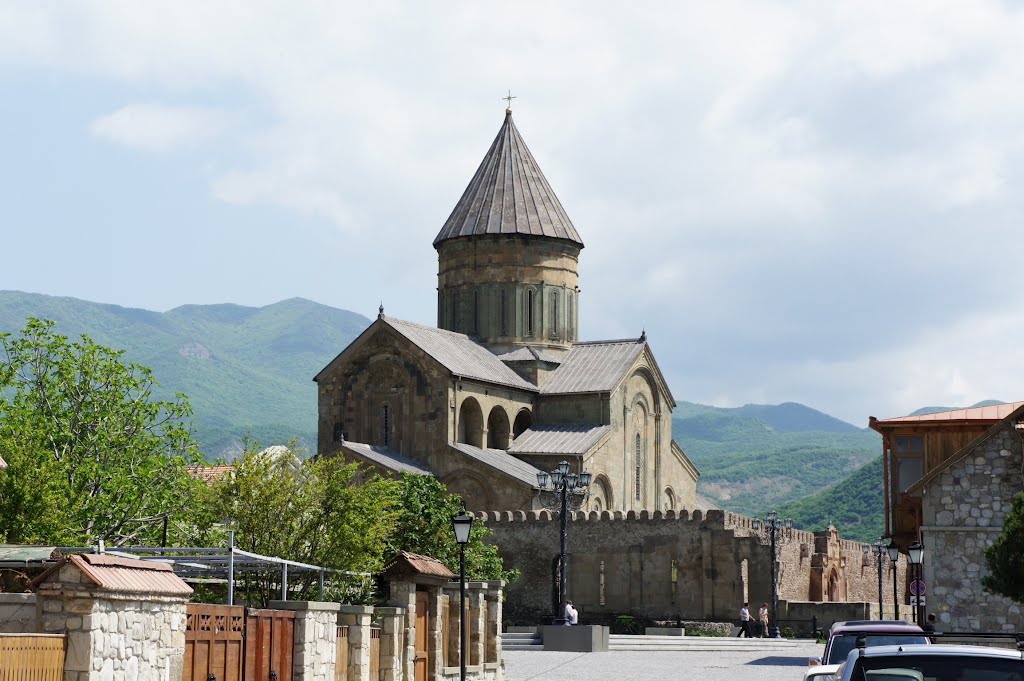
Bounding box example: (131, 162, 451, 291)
(486, 405, 511, 449)
(591, 473, 613, 512)
(512, 408, 533, 439)
(663, 486, 676, 512)
(440, 469, 495, 511)
(458, 397, 484, 447)
(627, 366, 663, 416)
(363, 356, 414, 450)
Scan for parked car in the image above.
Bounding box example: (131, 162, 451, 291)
(803, 621, 929, 681)
(831, 642, 1024, 681)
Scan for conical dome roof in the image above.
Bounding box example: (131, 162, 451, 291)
(433, 111, 583, 248)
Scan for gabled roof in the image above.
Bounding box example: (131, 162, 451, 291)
(433, 111, 583, 248)
(907, 401, 1024, 494)
(496, 346, 562, 365)
(341, 441, 431, 476)
(870, 401, 1024, 429)
(508, 424, 611, 456)
(315, 316, 538, 393)
(449, 443, 543, 487)
(381, 551, 455, 585)
(540, 339, 645, 394)
(187, 464, 235, 485)
(31, 553, 193, 596)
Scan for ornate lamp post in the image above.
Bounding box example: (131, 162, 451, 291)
(907, 541, 924, 627)
(451, 509, 474, 681)
(886, 539, 901, 620)
(864, 537, 887, 620)
(536, 460, 592, 620)
(752, 509, 793, 638)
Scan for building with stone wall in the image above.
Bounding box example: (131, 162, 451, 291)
(910, 403, 1024, 632)
(315, 108, 698, 514)
(478, 509, 901, 623)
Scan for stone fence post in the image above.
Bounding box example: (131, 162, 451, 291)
(483, 580, 504, 674)
(375, 606, 405, 681)
(466, 583, 486, 668)
(269, 600, 341, 681)
(338, 604, 373, 681)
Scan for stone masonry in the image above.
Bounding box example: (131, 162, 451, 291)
(920, 419, 1024, 632)
(269, 600, 341, 681)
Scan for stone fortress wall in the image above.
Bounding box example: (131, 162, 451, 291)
(480, 509, 906, 624)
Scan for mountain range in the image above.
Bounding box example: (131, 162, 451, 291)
(3, 290, 996, 542)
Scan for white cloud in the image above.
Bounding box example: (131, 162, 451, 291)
(91, 104, 234, 153)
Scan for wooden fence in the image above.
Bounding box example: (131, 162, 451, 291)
(334, 626, 349, 681)
(369, 628, 381, 680)
(0, 634, 65, 681)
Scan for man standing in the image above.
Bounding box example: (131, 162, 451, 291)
(564, 600, 578, 626)
(737, 602, 752, 637)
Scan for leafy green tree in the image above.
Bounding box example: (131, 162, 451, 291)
(0, 318, 201, 545)
(983, 492, 1024, 603)
(208, 442, 401, 603)
(390, 474, 518, 583)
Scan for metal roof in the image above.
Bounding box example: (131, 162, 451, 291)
(496, 346, 563, 364)
(385, 551, 455, 579)
(873, 400, 1024, 426)
(508, 424, 611, 456)
(540, 339, 645, 394)
(33, 553, 193, 596)
(385, 317, 538, 392)
(433, 111, 583, 248)
(0, 545, 58, 562)
(449, 443, 543, 487)
(341, 441, 431, 476)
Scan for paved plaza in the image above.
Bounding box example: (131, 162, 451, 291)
(505, 640, 824, 681)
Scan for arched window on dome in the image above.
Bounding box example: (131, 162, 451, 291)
(568, 293, 574, 341)
(500, 289, 507, 336)
(526, 289, 535, 336)
(550, 291, 559, 339)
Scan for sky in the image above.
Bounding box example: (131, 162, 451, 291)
(2, 1, 1024, 426)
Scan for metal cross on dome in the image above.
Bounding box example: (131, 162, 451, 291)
(502, 90, 517, 110)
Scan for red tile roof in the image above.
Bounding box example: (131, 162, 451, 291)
(187, 464, 235, 485)
(874, 401, 1024, 426)
(387, 551, 455, 579)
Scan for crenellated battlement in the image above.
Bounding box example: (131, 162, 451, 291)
(472, 508, 726, 525)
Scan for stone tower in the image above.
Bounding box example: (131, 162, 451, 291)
(434, 109, 583, 356)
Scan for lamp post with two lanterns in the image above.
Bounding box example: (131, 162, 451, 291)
(864, 537, 887, 620)
(752, 509, 793, 638)
(908, 541, 924, 627)
(886, 539, 900, 620)
(536, 460, 592, 620)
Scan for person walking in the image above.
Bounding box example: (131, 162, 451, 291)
(758, 603, 770, 638)
(737, 602, 752, 637)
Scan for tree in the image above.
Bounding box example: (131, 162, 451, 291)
(207, 441, 401, 604)
(0, 318, 201, 545)
(390, 474, 517, 583)
(983, 491, 1024, 603)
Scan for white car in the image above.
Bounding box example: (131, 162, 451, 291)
(803, 622, 929, 681)
(832, 642, 1024, 681)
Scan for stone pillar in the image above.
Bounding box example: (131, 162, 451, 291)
(376, 607, 405, 681)
(339, 605, 373, 681)
(467, 583, 485, 667)
(387, 580, 417, 681)
(427, 588, 444, 681)
(269, 600, 341, 681)
(484, 581, 504, 674)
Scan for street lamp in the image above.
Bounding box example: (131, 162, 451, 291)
(451, 509, 474, 681)
(864, 538, 887, 620)
(907, 541, 924, 627)
(536, 459, 592, 621)
(886, 540, 900, 620)
(752, 510, 793, 638)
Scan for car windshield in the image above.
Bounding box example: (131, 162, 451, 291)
(827, 635, 929, 664)
(851, 654, 1024, 681)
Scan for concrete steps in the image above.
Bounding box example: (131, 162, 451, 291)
(608, 634, 805, 652)
(501, 631, 543, 651)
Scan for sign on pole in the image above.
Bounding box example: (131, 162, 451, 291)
(910, 579, 926, 596)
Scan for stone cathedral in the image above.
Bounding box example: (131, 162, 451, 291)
(315, 108, 699, 513)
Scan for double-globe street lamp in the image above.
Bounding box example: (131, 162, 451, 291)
(451, 509, 474, 681)
(536, 460, 592, 621)
(886, 539, 900, 620)
(752, 509, 793, 638)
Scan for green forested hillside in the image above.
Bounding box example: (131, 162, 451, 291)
(774, 456, 885, 543)
(672, 401, 881, 528)
(0, 291, 370, 456)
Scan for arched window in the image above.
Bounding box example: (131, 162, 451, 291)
(550, 291, 558, 338)
(382, 404, 391, 447)
(568, 294, 574, 341)
(472, 290, 479, 334)
(500, 289, 507, 335)
(526, 290, 535, 336)
(634, 432, 643, 502)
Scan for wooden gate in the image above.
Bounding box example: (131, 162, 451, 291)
(184, 604, 245, 681)
(244, 608, 295, 681)
(414, 592, 429, 681)
(0, 634, 65, 681)
(334, 626, 349, 681)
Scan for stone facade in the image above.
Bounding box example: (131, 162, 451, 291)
(481, 509, 902, 623)
(269, 600, 340, 681)
(920, 418, 1024, 632)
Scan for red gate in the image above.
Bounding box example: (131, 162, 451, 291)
(184, 604, 245, 681)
